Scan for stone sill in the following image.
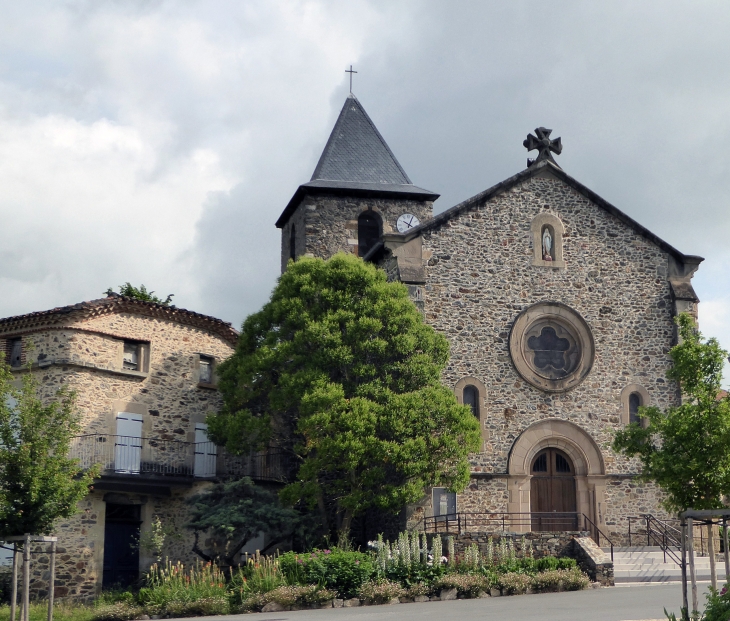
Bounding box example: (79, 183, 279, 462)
(532, 259, 566, 268)
(197, 382, 218, 390)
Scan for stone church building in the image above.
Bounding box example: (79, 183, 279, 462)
(276, 94, 703, 541)
(0, 92, 704, 597)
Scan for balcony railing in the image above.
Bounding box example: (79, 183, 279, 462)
(70, 434, 293, 482)
(70, 434, 217, 479)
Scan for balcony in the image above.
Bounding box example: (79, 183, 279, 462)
(70, 434, 292, 488)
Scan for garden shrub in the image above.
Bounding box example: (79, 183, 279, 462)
(434, 574, 491, 598)
(231, 584, 336, 613)
(535, 556, 560, 572)
(358, 579, 406, 604)
(279, 549, 374, 598)
(498, 572, 532, 595)
(164, 597, 229, 618)
(405, 582, 429, 598)
(92, 602, 145, 621)
(531, 568, 588, 592)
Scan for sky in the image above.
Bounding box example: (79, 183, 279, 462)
(0, 1, 728, 383)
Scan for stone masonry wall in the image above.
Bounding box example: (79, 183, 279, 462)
(2, 310, 236, 599)
(280, 194, 434, 272)
(417, 175, 681, 509)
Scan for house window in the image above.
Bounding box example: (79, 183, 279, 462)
(463, 385, 480, 419)
(358, 211, 381, 258)
(8, 338, 22, 368)
(198, 355, 214, 385)
(123, 342, 140, 371)
(629, 392, 642, 425)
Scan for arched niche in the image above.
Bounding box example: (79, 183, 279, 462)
(531, 213, 565, 268)
(620, 383, 651, 427)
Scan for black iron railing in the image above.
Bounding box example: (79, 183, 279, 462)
(71, 434, 293, 483)
(628, 514, 683, 565)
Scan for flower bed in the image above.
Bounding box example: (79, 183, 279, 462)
(63, 531, 593, 618)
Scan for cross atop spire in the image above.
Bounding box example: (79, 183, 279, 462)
(524, 127, 562, 168)
(345, 65, 357, 93)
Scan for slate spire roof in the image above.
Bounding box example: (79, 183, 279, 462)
(310, 94, 412, 185)
(276, 94, 438, 228)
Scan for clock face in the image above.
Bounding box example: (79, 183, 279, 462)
(397, 213, 421, 233)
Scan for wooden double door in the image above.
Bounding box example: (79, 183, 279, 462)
(530, 448, 578, 531)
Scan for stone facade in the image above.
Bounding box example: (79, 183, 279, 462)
(0, 296, 240, 599)
(280, 130, 703, 543)
(280, 193, 434, 271)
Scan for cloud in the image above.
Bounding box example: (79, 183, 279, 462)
(0, 0, 726, 357)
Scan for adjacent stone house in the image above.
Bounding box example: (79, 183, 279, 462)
(0, 294, 280, 598)
(276, 94, 703, 542)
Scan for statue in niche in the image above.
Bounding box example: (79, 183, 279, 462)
(542, 227, 553, 261)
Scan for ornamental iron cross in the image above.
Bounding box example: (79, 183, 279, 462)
(523, 127, 562, 168)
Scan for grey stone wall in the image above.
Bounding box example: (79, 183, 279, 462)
(411, 174, 683, 524)
(280, 193, 434, 272)
(569, 537, 614, 585)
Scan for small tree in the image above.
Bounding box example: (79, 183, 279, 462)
(613, 313, 730, 512)
(186, 477, 314, 564)
(208, 253, 481, 539)
(0, 362, 97, 537)
(105, 283, 174, 306)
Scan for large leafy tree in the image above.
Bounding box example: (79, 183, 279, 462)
(0, 362, 97, 537)
(613, 313, 730, 512)
(208, 253, 481, 538)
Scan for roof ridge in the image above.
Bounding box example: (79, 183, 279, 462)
(0, 295, 239, 345)
(398, 161, 702, 265)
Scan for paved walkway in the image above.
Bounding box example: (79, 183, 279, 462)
(203, 583, 709, 621)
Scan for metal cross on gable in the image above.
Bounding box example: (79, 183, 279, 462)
(523, 127, 563, 168)
(345, 65, 357, 93)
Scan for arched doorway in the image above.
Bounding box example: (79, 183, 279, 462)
(530, 448, 577, 531)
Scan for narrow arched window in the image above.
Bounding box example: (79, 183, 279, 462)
(289, 225, 296, 261)
(629, 392, 642, 425)
(358, 212, 381, 258)
(463, 385, 479, 419)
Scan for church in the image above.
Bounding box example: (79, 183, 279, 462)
(275, 93, 703, 542)
(0, 91, 705, 597)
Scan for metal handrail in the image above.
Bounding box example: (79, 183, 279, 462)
(71, 433, 292, 482)
(581, 513, 615, 563)
(634, 514, 683, 566)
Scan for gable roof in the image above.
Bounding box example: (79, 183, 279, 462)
(276, 95, 438, 228)
(398, 160, 704, 267)
(0, 294, 239, 345)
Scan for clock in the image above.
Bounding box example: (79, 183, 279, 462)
(396, 213, 421, 233)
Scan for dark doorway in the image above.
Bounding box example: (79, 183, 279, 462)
(358, 212, 381, 258)
(103, 504, 141, 589)
(530, 448, 577, 531)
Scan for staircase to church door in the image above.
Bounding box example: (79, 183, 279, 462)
(530, 448, 577, 531)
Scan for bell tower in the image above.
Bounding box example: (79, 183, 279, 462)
(276, 94, 438, 272)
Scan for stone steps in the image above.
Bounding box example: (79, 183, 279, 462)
(603, 546, 718, 583)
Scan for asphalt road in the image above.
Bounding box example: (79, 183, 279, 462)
(197, 583, 711, 621)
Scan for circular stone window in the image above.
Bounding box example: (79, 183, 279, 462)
(509, 302, 595, 392)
